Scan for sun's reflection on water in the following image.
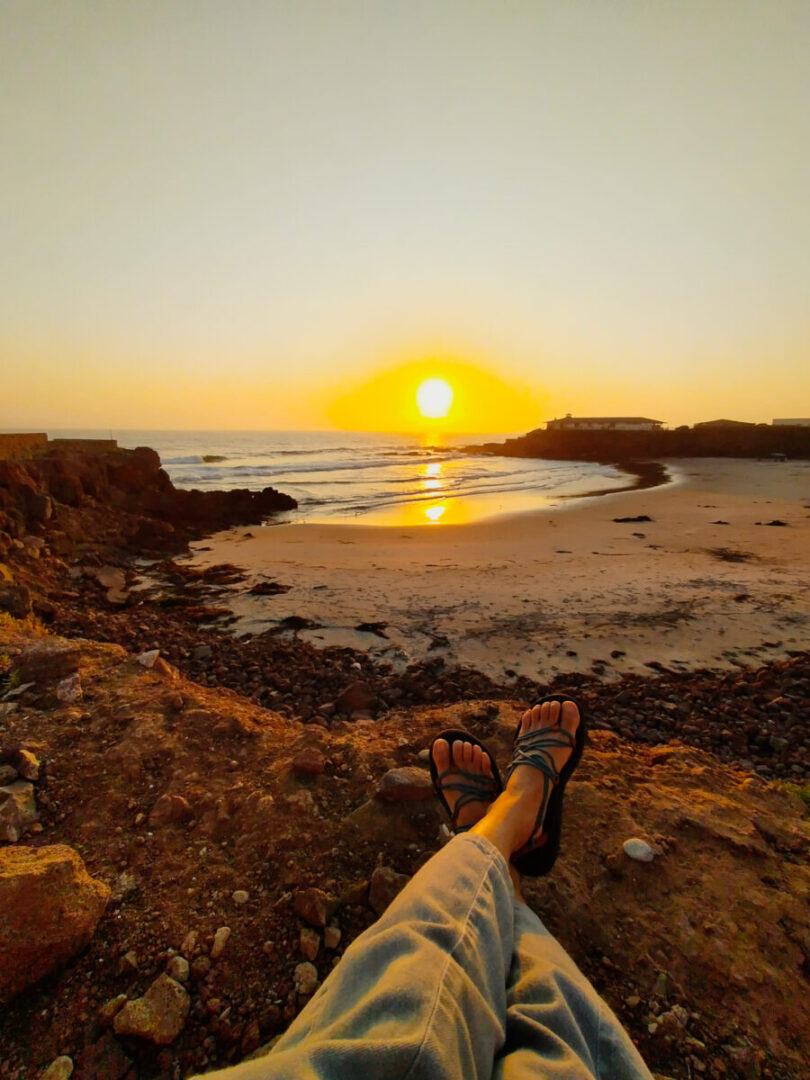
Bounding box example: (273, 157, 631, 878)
(424, 504, 446, 522)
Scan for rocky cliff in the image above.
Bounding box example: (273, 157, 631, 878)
(0, 443, 296, 558)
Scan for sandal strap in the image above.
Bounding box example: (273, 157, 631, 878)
(505, 726, 576, 784)
(437, 767, 498, 829)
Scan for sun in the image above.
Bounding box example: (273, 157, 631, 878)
(416, 377, 454, 419)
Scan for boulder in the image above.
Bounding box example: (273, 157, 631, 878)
(0, 845, 109, 1003)
(375, 766, 434, 803)
(13, 642, 81, 685)
(113, 973, 189, 1045)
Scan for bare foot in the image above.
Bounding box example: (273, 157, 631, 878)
(432, 738, 496, 830)
(470, 700, 580, 860)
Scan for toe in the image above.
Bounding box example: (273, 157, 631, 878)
(561, 700, 580, 736)
(452, 739, 465, 771)
(433, 738, 450, 773)
(481, 749, 492, 776)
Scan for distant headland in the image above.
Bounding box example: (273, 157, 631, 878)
(467, 414, 810, 462)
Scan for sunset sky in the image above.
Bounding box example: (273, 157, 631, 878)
(2, 2, 809, 433)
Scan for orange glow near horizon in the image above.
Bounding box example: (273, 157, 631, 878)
(326, 358, 543, 434)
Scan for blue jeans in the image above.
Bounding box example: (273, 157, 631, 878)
(207, 833, 652, 1080)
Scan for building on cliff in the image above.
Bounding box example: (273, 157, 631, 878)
(544, 415, 664, 432)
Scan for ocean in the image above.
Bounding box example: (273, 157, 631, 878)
(47, 430, 631, 526)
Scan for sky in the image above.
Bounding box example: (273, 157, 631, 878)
(2, 1, 809, 433)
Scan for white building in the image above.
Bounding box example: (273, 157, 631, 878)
(545, 414, 664, 432)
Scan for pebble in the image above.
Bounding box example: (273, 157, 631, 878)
(622, 838, 655, 862)
(40, 1057, 73, 1080)
(136, 649, 160, 669)
(190, 955, 211, 979)
(211, 926, 231, 959)
(232, 889, 250, 905)
(56, 673, 82, 704)
(294, 961, 319, 995)
(291, 747, 326, 776)
(14, 750, 41, 780)
(323, 925, 342, 950)
(299, 927, 320, 960)
(98, 993, 128, 1024)
(294, 887, 338, 928)
(166, 955, 190, 982)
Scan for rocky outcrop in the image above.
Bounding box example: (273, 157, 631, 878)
(0, 845, 110, 1003)
(0, 443, 296, 558)
(469, 422, 810, 462)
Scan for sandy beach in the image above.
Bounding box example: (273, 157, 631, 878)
(188, 458, 810, 681)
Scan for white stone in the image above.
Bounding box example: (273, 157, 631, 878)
(622, 838, 655, 862)
(137, 649, 160, 669)
(232, 889, 249, 905)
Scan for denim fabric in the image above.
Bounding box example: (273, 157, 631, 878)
(204, 833, 652, 1080)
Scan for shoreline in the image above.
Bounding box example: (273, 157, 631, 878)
(188, 457, 810, 682)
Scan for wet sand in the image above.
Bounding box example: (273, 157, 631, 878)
(189, 459, 810, 681)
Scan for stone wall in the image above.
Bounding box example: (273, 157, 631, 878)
(48, 439, 118, 453)
(0, 434, 48, 460)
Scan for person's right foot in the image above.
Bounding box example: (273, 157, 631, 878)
(507, 700, 580, 853)
(471, 700, 580, 858)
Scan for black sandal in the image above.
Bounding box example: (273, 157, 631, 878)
(429, 728, 503, 833)
(506, 695, 586, 876)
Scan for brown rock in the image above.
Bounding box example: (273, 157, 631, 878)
(113, 973, 190, 1045)
(299, 927, 320, 960)
(148, 793, 193, 827)
(13, 749, 41, 780)
(94, 566, 126, 591)
(369, 866, 410, 915)
(0, 845, 109, 1003)
(98, 993, 128, 1026)
(0, 780, 38, 843)
(152, 656, 179, 680)
(190, 955, 211, 979)
(13, 642, 81, 685)
(294, 887, 338, 928)
(334, 680, 376, 715)
(40, 1057, 73, 1080)
(0, 583, 32, 618)
(375, 766, 434, 803)
(74, 1033, 133, 1080)
(291, 747, 326, 776)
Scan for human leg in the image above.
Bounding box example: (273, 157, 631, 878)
(494, 896, 654, 1080)
(203, 741, 515, 1080)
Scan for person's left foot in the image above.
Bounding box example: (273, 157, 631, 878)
(431, 738, 496, 830)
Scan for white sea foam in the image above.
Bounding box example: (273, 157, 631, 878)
(47, 429, 631, 525)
